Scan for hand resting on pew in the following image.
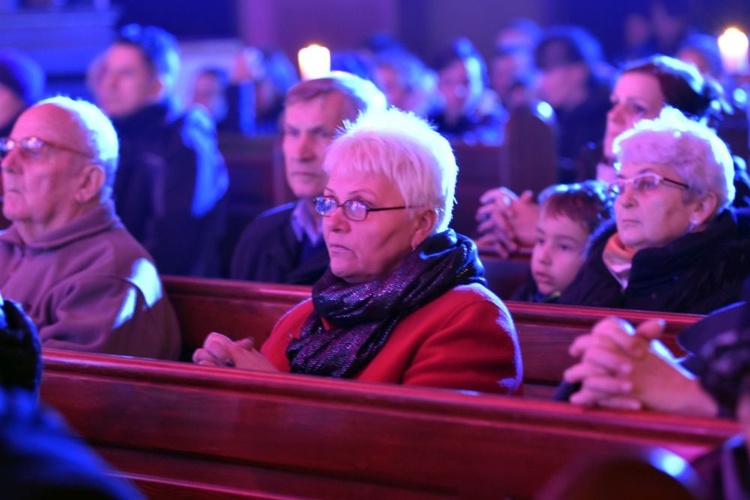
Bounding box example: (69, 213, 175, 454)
(193, 332, 279, 372)
(563, 317, 718, 417)
(475, 187, 537, 258)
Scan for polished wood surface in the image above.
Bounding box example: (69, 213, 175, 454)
(162, 275, 701, 398)
(41, 348, 736, 499)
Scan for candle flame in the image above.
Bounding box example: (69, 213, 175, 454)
(718, 27, 749, 75)
(298, 44, 331, 80)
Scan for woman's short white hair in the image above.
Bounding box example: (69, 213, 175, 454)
(38, 96, 119, 198)
(323, 107, 457, 233)
(613, 107, 735, 212)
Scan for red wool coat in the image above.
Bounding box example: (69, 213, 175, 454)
(261, 283, 523, 395)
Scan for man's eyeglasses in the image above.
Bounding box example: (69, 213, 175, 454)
(607, 172, 690, 198)
(0, 137, 93, 161)
(314, 195, 415, 221)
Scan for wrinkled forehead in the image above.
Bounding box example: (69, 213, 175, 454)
(284, 92, 350, 133)
(13, 104, 86, 151)
(616, 161, 677, 178)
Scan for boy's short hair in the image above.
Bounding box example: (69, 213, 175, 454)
(538, 180, 612, 234)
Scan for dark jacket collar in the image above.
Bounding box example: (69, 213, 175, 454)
(111, 100, 176, 136)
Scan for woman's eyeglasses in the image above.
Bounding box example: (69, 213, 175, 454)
(607, 172, 690, 198)
(314, 195, 414, 221)
(0, 137, 92, 161)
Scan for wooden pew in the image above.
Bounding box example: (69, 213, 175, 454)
(217, 133, 290, 217)
(501, 101, 557, 195)
(165, 276, 310, 359)
(479, 250, 531, 299)
(163, 276, 703, 398)
(451, 102, 558, 240)
(508, 301, 700, 398)
(41, 349, 738, 499)
(217, 133, 292, 276)
(452, 142, 503, 238)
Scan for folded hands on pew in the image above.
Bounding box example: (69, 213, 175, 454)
(563, 317, 718, 417)
(475, 187, 537, 258)
(193, 332, 279, 372)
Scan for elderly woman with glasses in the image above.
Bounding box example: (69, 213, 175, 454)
(557, 108, 750, 314)
(476, 54, 750, 259)
(193, 107, 522, 395)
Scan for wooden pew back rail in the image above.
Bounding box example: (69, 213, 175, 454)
(42, 350, 737, 499)
(163, 276, 702, 397)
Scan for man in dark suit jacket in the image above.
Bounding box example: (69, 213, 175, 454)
(231, 72, 386, 284)
(91, 24, 229, 278)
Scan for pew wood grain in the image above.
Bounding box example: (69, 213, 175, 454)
(163, 275, 702, 398)
(41, 349, 737, 499)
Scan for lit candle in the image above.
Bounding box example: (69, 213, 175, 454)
(297, 44, 331, 80)
(718, 27, 749, 75)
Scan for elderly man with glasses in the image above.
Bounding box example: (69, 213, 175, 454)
(0, 96, 180, 359)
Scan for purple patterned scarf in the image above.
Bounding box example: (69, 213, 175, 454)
(286, 230, 486, 378)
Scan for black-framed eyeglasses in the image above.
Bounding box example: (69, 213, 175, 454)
(607, 172, 690, 198)
(314, 195, 415, 221)
(0, 136, 93, 161)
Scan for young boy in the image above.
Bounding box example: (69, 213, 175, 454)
(514, 181, 611, 303)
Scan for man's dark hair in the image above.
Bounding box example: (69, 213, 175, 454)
(116, 24, 180, 84)
(431, 38, 488, 85)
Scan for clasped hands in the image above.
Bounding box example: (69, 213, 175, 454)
(475, 187, 538, 258)
(564, 317, 717, 417)
(193, 332, 278, 373)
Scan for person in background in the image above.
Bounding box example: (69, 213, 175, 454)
(331, 50, 377, 82)
(196, 107, 522, 395)
(230, 72, 387, 285)
(0, 49, 45, 230)
(190, 64, 256, 135)
(677, 33, 750, 169)
(0, 96, 180, 358)
(0, 295, 143, 499)
(557, 109, 750, 314)
(0, 386, 144, 499)
(0, 296, 40, 396)
(490, 18, 542, 110)
(90, 23, 229, 277)
(428, 38, 505, 144)
(649, 0, 696, 57)
(244, 47, 300, 135)
(534, 25, 613, 182)
(372, 48, 435, 117)
(676, 33, 724, 84)
(692, 292, 750, 499)
(0, 49, 44, 138)
(615, 6, 657, 65)
(191, 67, 230, 124)
(513, 181, 612, 303)
(476, 55, 743, 258)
